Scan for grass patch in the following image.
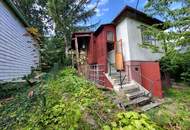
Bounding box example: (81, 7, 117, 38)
(146, 86, 190, 130)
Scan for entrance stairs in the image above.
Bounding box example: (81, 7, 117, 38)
(106, 71, 162, 111)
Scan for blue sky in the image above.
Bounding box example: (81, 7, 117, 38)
(88, 0, 148, 28)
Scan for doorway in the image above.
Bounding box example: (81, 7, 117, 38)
(107, 41, 116, 74)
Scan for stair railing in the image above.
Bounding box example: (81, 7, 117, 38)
(107, 58, 129, 88)
(88, 64, 105, 86)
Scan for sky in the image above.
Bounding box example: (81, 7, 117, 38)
(87, 0, 148, 29)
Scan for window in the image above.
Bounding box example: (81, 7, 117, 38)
(107, 31, 114, 42)
(141, 25, 157, 46)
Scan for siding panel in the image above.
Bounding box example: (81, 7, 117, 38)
(0, 2, 39, 82)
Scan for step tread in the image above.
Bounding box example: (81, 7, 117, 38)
(140, 102, 161, 111)
(127, 96, 150, 106)
(122, 84, 139, 91)
(112, 78, 128, 81)
(126, 90, 145, 98)
(110, 73, 126, 77)
(115, 81, 128, 84)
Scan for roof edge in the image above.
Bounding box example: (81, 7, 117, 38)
(94, 23, 114, 36)
(112, 5, 163, 26)
(3, 0, 30, 27)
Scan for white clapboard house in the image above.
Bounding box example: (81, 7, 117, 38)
(0, 0, 40, 82)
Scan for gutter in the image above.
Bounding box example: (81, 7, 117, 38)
(3, 0, 30, 27)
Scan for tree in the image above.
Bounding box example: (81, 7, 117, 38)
(141, 0, 190, 82)
(13, 0, 51, 35)
(47, 0, 99, 56)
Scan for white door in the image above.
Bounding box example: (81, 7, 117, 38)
(107, 50, 116, 74)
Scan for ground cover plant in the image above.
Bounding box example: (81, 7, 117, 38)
(146, 86, 190, 130)
(1, 68, 190, 130)
(103, 111, 162, 130)
(0, 67, 121, 130)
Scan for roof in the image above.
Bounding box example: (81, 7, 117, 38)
(73, 5, 164, 37)
(3, 0, 29, 27)
(112, 5, 163, 26)
(94, 24, 114, 36)
(72, 31, 94, 36)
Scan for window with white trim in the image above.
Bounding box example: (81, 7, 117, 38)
(141, 25, 157, 46)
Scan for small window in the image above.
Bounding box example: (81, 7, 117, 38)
(107, 31, 114, 42)
(141, 25, 157, 46)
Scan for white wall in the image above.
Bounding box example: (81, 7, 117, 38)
(116, 18, 131, 61)
(116, 17, 161, 61)
(0, 2, 39, 82)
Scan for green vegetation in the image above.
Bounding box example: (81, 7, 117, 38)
(0, 68, 121, 130)
(146, 86, 190, 130)
(1, 68, 190, 130)
(13, 0, 99, 70)
(141, 0, 190, 84)
(4, 1, 189, 130)
(103, 112, 162, 130)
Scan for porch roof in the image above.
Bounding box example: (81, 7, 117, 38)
(72, 32, 93, 38)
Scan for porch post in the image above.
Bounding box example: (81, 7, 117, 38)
(74, 37, 79, 68)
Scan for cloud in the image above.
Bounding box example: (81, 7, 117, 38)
(87, 0, 109, 17)
(99, 0, 109, 6)
(102, 8, 109, 12)
(87, 0, 109, 9)
(124, 0, 136, 3)
(87, 3, 96, 9)
(95, 7, 109, 17)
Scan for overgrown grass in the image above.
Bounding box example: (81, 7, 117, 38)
(146, 86, 190, 130)
(0, 67, 121, 130)
(2, 68, 189, 130)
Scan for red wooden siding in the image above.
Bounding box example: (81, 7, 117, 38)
(87, 33, 96, 64)
(141, 62, 163, 98)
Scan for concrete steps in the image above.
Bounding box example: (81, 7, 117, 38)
(107, 70, 162, 111)
(126, 90, 145, 100)
(126, 96, 150, 106)
(121, 84, 139, 93)
(140, 102, 162, 111)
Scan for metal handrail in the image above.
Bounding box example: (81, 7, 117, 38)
(107, 58, 129, 88)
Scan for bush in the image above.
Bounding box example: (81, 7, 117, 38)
(103, 112, 162, 130)
(0, 67, 117, 130)
(160, 49, 190, 83)
(181, 68, 190, 85)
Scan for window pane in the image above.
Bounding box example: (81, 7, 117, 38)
(107, 31, 114, 42)
(141, 25, 157, 46)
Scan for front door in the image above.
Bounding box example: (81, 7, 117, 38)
(107, 42, 116, 74)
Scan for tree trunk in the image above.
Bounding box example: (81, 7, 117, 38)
(164, 72, 171, 87)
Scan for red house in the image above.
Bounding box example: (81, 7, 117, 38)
(71, 5, 163, 98)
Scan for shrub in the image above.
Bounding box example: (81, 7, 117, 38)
(181, 68, 190, 85)
(0, 67, 117, 130)
(103, 112, 162, 130)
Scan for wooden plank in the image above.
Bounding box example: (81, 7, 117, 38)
(75, 34, 91, 37)
(126, 90, 145, 99)
(140, 102, 162, 111)
(74, 37, 79, 67)
(126, 96, 150, 106)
